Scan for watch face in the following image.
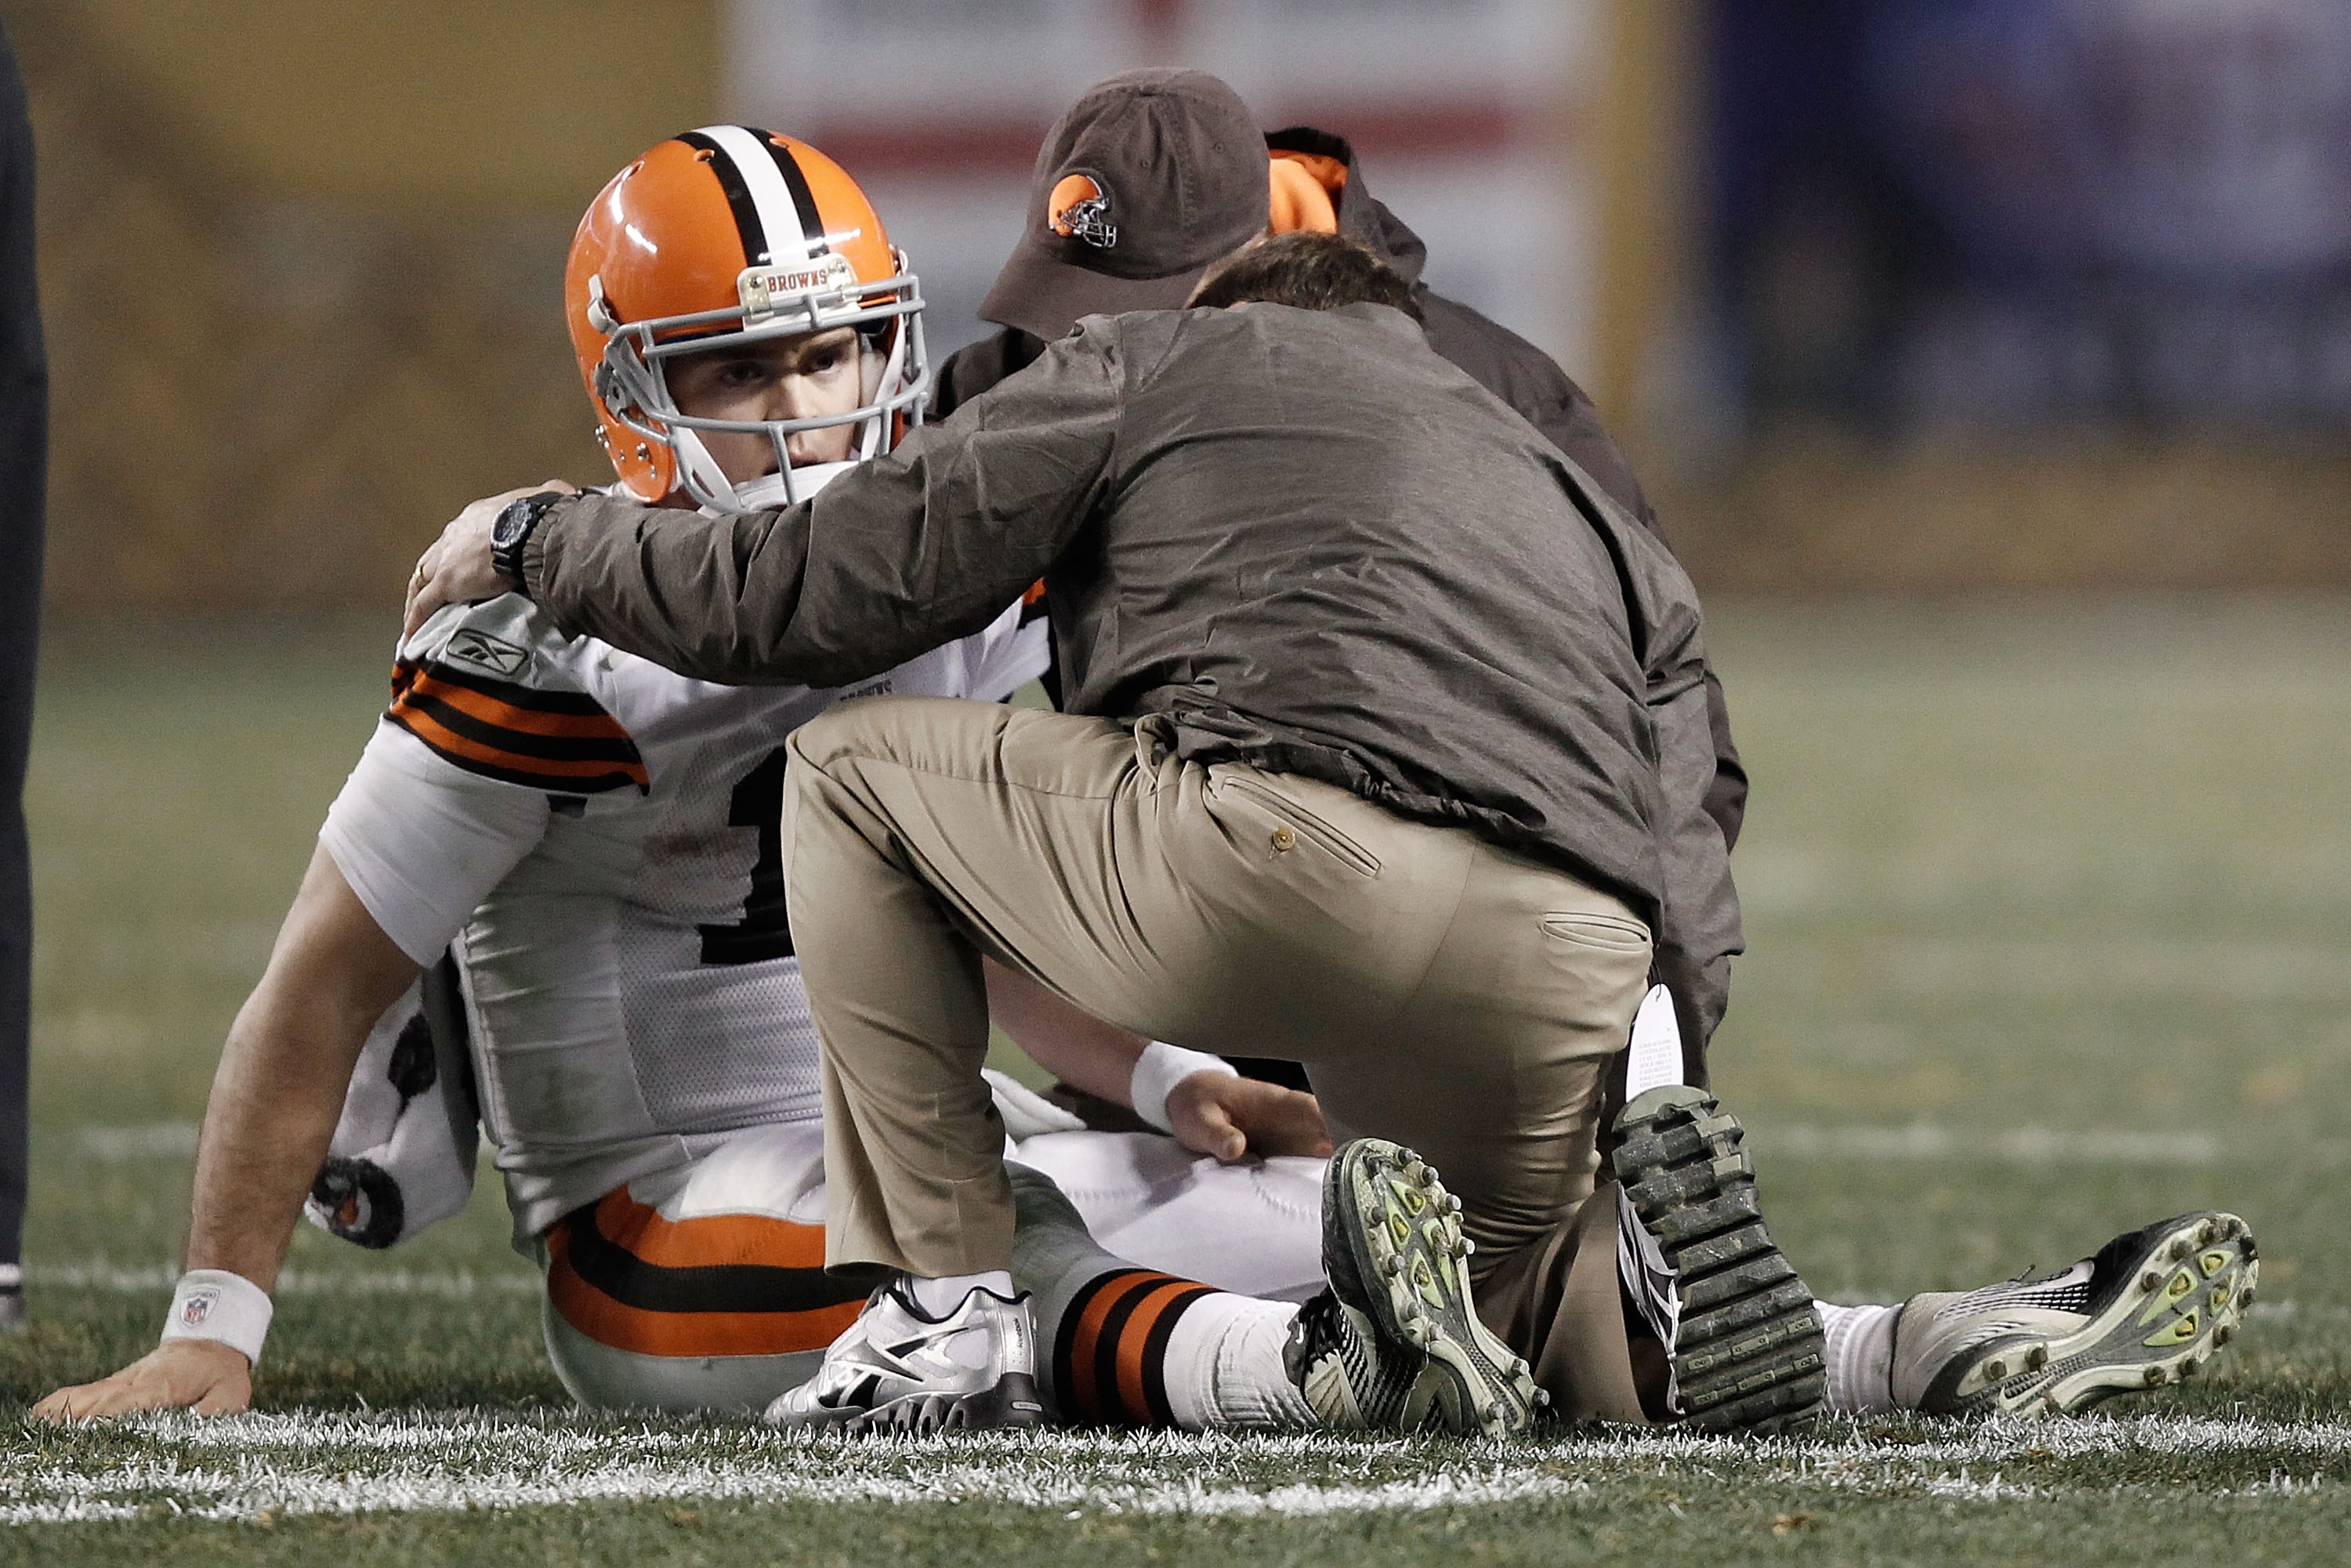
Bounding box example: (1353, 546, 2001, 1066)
(492, 502, 533, 550)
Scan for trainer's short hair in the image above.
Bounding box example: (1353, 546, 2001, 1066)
(1189, 231, 1425, 323)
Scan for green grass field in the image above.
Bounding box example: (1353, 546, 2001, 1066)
(4, 598, 2348, 1564)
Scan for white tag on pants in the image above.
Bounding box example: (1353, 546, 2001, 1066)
(1623, 983, 1685, 1099)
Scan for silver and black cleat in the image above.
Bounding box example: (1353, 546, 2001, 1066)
(1891, 1210, 2259, 1417)
(1290, 1137, 1544, 1437)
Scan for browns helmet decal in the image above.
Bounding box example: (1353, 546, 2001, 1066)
(1049, 172, 1118, 249)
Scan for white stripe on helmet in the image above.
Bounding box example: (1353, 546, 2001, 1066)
(695, 123, 822, 266)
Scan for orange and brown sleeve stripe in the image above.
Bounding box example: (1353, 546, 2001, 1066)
(544, 1188, 869, 1360)
(387, 657, 648, 795)
(1052, 1267, 1215, 1427)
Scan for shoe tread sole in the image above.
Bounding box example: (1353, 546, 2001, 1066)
(1612, 1086, 1827, 1436)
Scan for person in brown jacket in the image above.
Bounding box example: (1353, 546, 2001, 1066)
(931, 68, 1747, 1077)
(404, 232, 1824, 1439)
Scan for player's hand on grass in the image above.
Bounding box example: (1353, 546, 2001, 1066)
(31, 1338, 253, 1423)
(404, 481, 578, 636)
(1166, 1072, 1333, 1163)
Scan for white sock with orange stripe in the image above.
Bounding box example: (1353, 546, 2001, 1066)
(1011, 1163, 1312, 1430)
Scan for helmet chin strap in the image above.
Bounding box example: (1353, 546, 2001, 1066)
(714, 462, 857, 514)
(855, 337, 908, 461)
(671, 426, 742, 512)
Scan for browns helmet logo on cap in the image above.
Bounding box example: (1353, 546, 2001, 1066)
(1048, 172, 1118, 250)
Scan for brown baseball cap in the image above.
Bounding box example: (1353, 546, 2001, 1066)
(980, 68, 1271, 342)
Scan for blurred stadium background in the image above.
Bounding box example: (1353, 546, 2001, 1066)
(4, 1, 2349, 1559)
(13, 0, 2351, 609)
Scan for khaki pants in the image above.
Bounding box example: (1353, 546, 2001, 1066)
(781, 697, 1657, 1419)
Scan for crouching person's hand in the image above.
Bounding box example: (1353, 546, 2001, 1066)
(404, 480, 578, 636)
(31, 1339, 252, 1423)
(1165, 1070, 1334, 1164)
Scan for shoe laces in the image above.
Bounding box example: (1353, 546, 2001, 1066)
(1283, 1290, 1349, 1389)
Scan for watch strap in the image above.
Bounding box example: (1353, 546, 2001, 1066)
(491, 490, 565, 594)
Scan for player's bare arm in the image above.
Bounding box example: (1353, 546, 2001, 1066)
(981, 959, 1331, 1161)
(31, 848, 421, 1421)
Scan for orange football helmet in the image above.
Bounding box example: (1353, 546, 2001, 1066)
(566, 126, 928, 509)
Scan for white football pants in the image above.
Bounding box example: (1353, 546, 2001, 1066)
(537, 1120, 1324, 1412)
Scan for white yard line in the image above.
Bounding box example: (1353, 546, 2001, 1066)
(1757, 1124, 2223, 1165)
(66, 1123, 509, 1167)
(60, 1119, 2274, 1171)
(1746, 935, 2351, 1002)
(74, 1123, 201, 1161)
(29, 1263, 538, 1295)
(4, 1414, 2342, 1525)
(1871, 937, 2351, 1004)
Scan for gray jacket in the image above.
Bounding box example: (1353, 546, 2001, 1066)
(523, 302, 1741, 1040)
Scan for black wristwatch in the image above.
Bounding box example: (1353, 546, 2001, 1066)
(490, 489, 568, 596)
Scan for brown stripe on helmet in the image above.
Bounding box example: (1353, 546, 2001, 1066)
(756, 133, 831, 255)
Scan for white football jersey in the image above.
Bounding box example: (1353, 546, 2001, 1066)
(321, 589, 1049, 1241)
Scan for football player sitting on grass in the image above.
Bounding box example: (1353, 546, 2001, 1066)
(31, 129, 1336, 1427)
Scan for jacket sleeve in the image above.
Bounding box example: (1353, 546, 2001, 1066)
(1416, 289, 1751, 855)
(1509, 389, 1752, 856)
(524, 328, 1124, 688)
(1615, 529, 1743, 1074)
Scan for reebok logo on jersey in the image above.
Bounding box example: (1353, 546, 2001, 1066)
(1049, 173, 1117, 249)
(444, 628, 531, 679)
(442, 625, 531, 682)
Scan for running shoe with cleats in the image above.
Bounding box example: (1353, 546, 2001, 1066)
(1611, 1085, 1828, 1434)
(763, 1278, 1046, 1435)
(1287, 1137, 1544, 1438)
(1890, 1210, 2257, 1417)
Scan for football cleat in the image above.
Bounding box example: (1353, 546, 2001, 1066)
(1288, 1138, 1543, 1438)
(763, 1279, 1046, 1436)
(1612, 1085, 1827, 1434)
(1890, 1210, 2257, 1417)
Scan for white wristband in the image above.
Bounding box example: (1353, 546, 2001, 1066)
(160, 1269, 273, 1367)
(1129, 1041, 1238, 1134)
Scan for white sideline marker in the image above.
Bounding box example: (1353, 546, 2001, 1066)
(1759, 1124, 2223, 1166)
(30, 1262, 537, 1295)
(5, 1414, 2343, 1525)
